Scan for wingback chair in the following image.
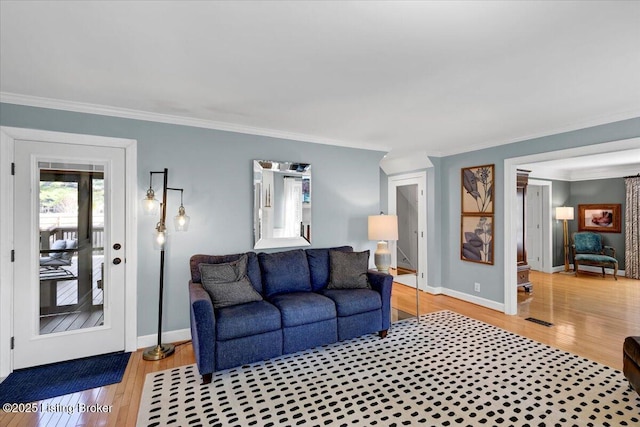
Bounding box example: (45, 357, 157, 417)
(571, 232, 618, 280)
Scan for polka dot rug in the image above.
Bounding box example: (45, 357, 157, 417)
(137, 311, 639, 426)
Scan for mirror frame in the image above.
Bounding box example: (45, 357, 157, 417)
(253, 160, 311, 249)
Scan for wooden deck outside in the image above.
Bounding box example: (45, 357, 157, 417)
(39, 255, 104, 335)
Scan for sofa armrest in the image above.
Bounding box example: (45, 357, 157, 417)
(604, 246, 616, 258)
(367, 271, 393, 331)
(189, 281, 216, 379)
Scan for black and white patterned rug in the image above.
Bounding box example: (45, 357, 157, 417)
(137, 311, 639, 426)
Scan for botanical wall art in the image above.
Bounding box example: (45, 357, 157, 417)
(461, 164, 495, 265)
(578, 204, 621, 233)
(461, 215, 494, 265)
(462, 164, 494, 214)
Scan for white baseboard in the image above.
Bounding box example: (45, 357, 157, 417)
(441, 288, 505, 312)
(137, 328, 192, 350)
(422, 284, 504, 312)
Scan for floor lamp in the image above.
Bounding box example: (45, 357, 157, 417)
(556, 206, 574, 273)
(142, 168, 190, 361)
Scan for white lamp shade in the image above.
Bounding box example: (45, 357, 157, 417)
(555, 206, 574, 221)
(368, 215, 398, 241)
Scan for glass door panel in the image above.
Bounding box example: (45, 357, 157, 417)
(38, 166, 105, 335)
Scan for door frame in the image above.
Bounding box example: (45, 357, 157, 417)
(0, 126, 137, 377)
(387, 171, 427, 290)
(503, 136, 640, 315)
(527, 179, 553, 274)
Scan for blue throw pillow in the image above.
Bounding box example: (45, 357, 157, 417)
(258, 249, 312, 297)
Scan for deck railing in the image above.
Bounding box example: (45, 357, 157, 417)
(40, 226, 105, 254)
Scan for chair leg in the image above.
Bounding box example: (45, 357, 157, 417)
(602, 267, 606, 278)
(614, 263, 618, 281)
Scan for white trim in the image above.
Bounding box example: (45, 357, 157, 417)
(5, 92, 637, 159)
(0, 92, 389, 153)
(0, 126, 138, 375)
(528, 179, 553, 274)
(137, 328, 191, 350)
(503, 136, 640, 316)
(441, 288, 505, 313)
(433, 110, 640, 157)
(529, 163, 640, 182)
(379, 153, 434, 175)
(0, 132, 15, 378)
(388, 171, 428, 291)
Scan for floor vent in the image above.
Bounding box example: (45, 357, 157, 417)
(525, 317, 553, 327)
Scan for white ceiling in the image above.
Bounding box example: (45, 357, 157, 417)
(1, 1, 639, 160)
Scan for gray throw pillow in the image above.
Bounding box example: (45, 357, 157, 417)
(327, 250, 370, 289)
(199, 255, 263, 309)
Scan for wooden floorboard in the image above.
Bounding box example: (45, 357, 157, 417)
(2, 271, 638, 426)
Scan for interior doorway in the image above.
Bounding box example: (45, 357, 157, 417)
(525, 180, 553, 273)
(388, 172, 427, 290)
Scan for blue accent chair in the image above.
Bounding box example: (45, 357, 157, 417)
(571, 232, 618, 280)
(189, 246, 393, 384)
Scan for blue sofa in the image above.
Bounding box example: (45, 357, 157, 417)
(188, 246, 393, 384)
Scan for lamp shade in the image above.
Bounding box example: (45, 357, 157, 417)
(368, 214, 398, 241)
(555, 206, 574, 221)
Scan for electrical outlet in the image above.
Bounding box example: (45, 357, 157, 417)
(474, 282, 481, 292)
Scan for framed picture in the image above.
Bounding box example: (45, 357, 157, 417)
(461, 215, 494, 265)
(578, 204, 621, 233)
(462, 164, 494, 214)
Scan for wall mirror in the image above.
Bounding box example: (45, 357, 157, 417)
(253, 160, 311, 249)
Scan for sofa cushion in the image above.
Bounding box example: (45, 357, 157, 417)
(200, 255, 263, 309)
(319, 288, 382, 317)
(327, 250, 370, 289)
(258, 249, 312, 297)
(269, 292, 336, 327)
(215, 300, 281, 341)
(306, 246, 353, 291)
(190, 252, 262, 293)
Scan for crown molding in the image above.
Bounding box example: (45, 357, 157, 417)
(436, 110, 640, 157)
(0, 92, 390, 153)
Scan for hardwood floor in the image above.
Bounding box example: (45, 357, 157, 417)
(2, 271, 638, 426)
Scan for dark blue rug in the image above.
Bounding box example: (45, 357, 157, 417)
(0, 351, 131, 404)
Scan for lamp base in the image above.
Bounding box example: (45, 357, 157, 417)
(142, 343, 175, 361)
(374, 241, 391, 273)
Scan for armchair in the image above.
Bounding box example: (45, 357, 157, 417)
(571, 232, 618, 280)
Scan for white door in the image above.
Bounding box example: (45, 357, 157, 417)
(388, 172, 427, 290)
(526, 185, 543, 271)
(13, 140, 126, 369)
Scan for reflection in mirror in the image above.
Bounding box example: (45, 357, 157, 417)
(254, 160, 311, 249)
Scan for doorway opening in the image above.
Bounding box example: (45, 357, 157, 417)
(388, 171, 427, 290)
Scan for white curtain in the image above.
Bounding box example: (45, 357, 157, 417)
(625, 176, 640, 279)
(283, 177, 302, 237)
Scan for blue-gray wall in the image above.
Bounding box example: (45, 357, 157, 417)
(568, 178, 626, 269)
(551, 179, 571, 267)
(2, 102, 638, 327)
(440, 118, 639, 304)
(0, 103, 385, 337)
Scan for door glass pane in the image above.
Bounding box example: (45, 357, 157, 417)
(38, 168, 105, 335)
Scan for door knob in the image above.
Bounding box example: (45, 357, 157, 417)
(113, 257, 122, 265)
